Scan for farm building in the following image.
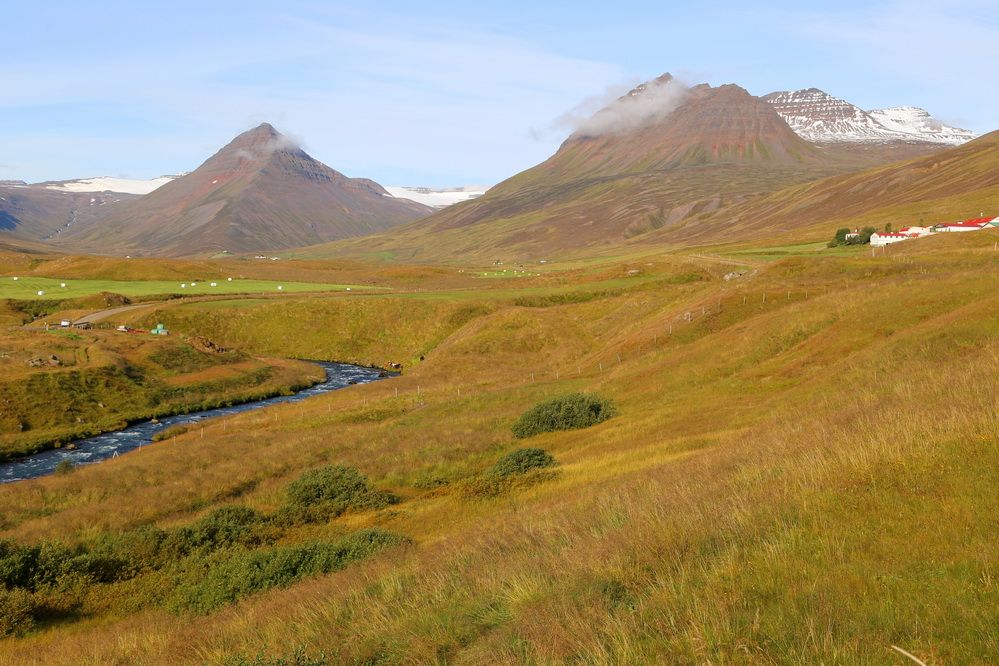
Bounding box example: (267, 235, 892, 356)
(870, 232, 921, 247)
(898, 226, 933, 237)
(935, 217, 997, 232)
(868, 216, 995, 247)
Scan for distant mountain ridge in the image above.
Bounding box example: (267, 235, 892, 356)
(765, 88, 976, 145)
(51, 123, 432, 255)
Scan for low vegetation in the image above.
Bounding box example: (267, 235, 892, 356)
(277, 465, 399, 525)
(0, 465, 403, 634)
(488, 447, 556, 477)
(511, 392, 616, 438)
(828, 225, 876, 247)
(0, 235, 995, 663)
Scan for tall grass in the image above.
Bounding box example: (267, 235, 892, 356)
(0, 240, 994, 663)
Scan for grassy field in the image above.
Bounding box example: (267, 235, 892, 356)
(0, 234, 995, 664)
(0, 276, 375, 301)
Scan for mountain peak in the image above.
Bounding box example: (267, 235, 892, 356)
(248, 121, 280, 138)
(765, 88, 977, 145)
(52, 124, 432, 255)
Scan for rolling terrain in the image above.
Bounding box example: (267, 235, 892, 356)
(649, 129, 999, 246)
(0, 230, 994, 663)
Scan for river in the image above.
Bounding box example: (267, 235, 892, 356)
(0, 362, 388, 484)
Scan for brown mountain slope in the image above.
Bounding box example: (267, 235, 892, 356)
(0, 185, 132, 242)
(56, 124, 431, 256)
(311, 75, 943, 262)
(649, 129, 999, 246)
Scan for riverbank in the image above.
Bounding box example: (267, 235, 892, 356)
(0, 327, 324, 462)
(0, 362, 389, 483)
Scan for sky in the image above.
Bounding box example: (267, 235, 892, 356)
(1, 0, 997, 187)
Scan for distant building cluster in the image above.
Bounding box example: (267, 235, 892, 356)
(868, 217, 998, 247)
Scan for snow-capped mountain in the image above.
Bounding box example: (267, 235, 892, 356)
(867, 107, 977, 145)
(41, 175, 181, 195)
(764, 88, 975, 145)
(384, 186, 490, 208)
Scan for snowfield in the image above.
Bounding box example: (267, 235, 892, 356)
(44, 175, 179, 195)
(384, 185, 490, 208)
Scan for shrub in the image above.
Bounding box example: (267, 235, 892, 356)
(0, 588, 35, 637)
(489, 448, 556, 478)
(162, 506, 266, 556)
(279, 466, 398, 525)
(169, 530, 407, 613)
(92, 526, 170, 574)
(0, 540, 39, 590)
(512, 393, 615, 439)
(190, 506, 265, 548)
(54, 459, 75, 475)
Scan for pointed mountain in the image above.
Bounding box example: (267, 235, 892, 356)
(324, 75, 878, 260)
(56, 123, 432, 255)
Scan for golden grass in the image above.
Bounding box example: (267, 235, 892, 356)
(0, 235, 995, 663)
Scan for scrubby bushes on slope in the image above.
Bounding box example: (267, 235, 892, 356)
(489, 448, 557, 477)
(277, 465, 399, 526)
(168, 530, 406, 613)
(0, 464, 403, 629)
(512, 393, 615, 439)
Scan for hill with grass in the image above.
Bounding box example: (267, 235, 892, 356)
(51, 123, 432, 256)
(648, 129, 999, 246)
(0, 230, 995, 663)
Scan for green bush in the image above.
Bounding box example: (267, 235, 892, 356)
(169, 529, 407, 613)
(161, 505, 266, 557)
(511, 393, 615, 439)
(0, 540, 39, 590)
(0, 587, 35, 637)
(0, 538, 129, 592)
(489, 448, 556, 478)
(54, 459, 75, 475)
(279, 465, 398, 525)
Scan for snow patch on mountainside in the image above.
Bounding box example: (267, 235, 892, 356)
(867, 107, 976, 145)
(764, 89, 906, 143)
(43, 175, 180, 195)
(384, 186, 490, 208)
(765, 88, 976, 146)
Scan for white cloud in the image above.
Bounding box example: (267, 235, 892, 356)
(0, 9, 625, 184)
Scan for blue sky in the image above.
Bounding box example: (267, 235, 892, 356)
(2, 0, 996, 186)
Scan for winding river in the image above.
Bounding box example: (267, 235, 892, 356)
(0, 362, 388, 484)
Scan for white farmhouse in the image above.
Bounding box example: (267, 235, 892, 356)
(870, 232, 915, 247)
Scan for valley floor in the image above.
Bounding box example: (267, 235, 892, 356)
(0, 231, 996, 664)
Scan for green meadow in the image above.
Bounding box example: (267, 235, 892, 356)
(0, 276, 377, 300)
